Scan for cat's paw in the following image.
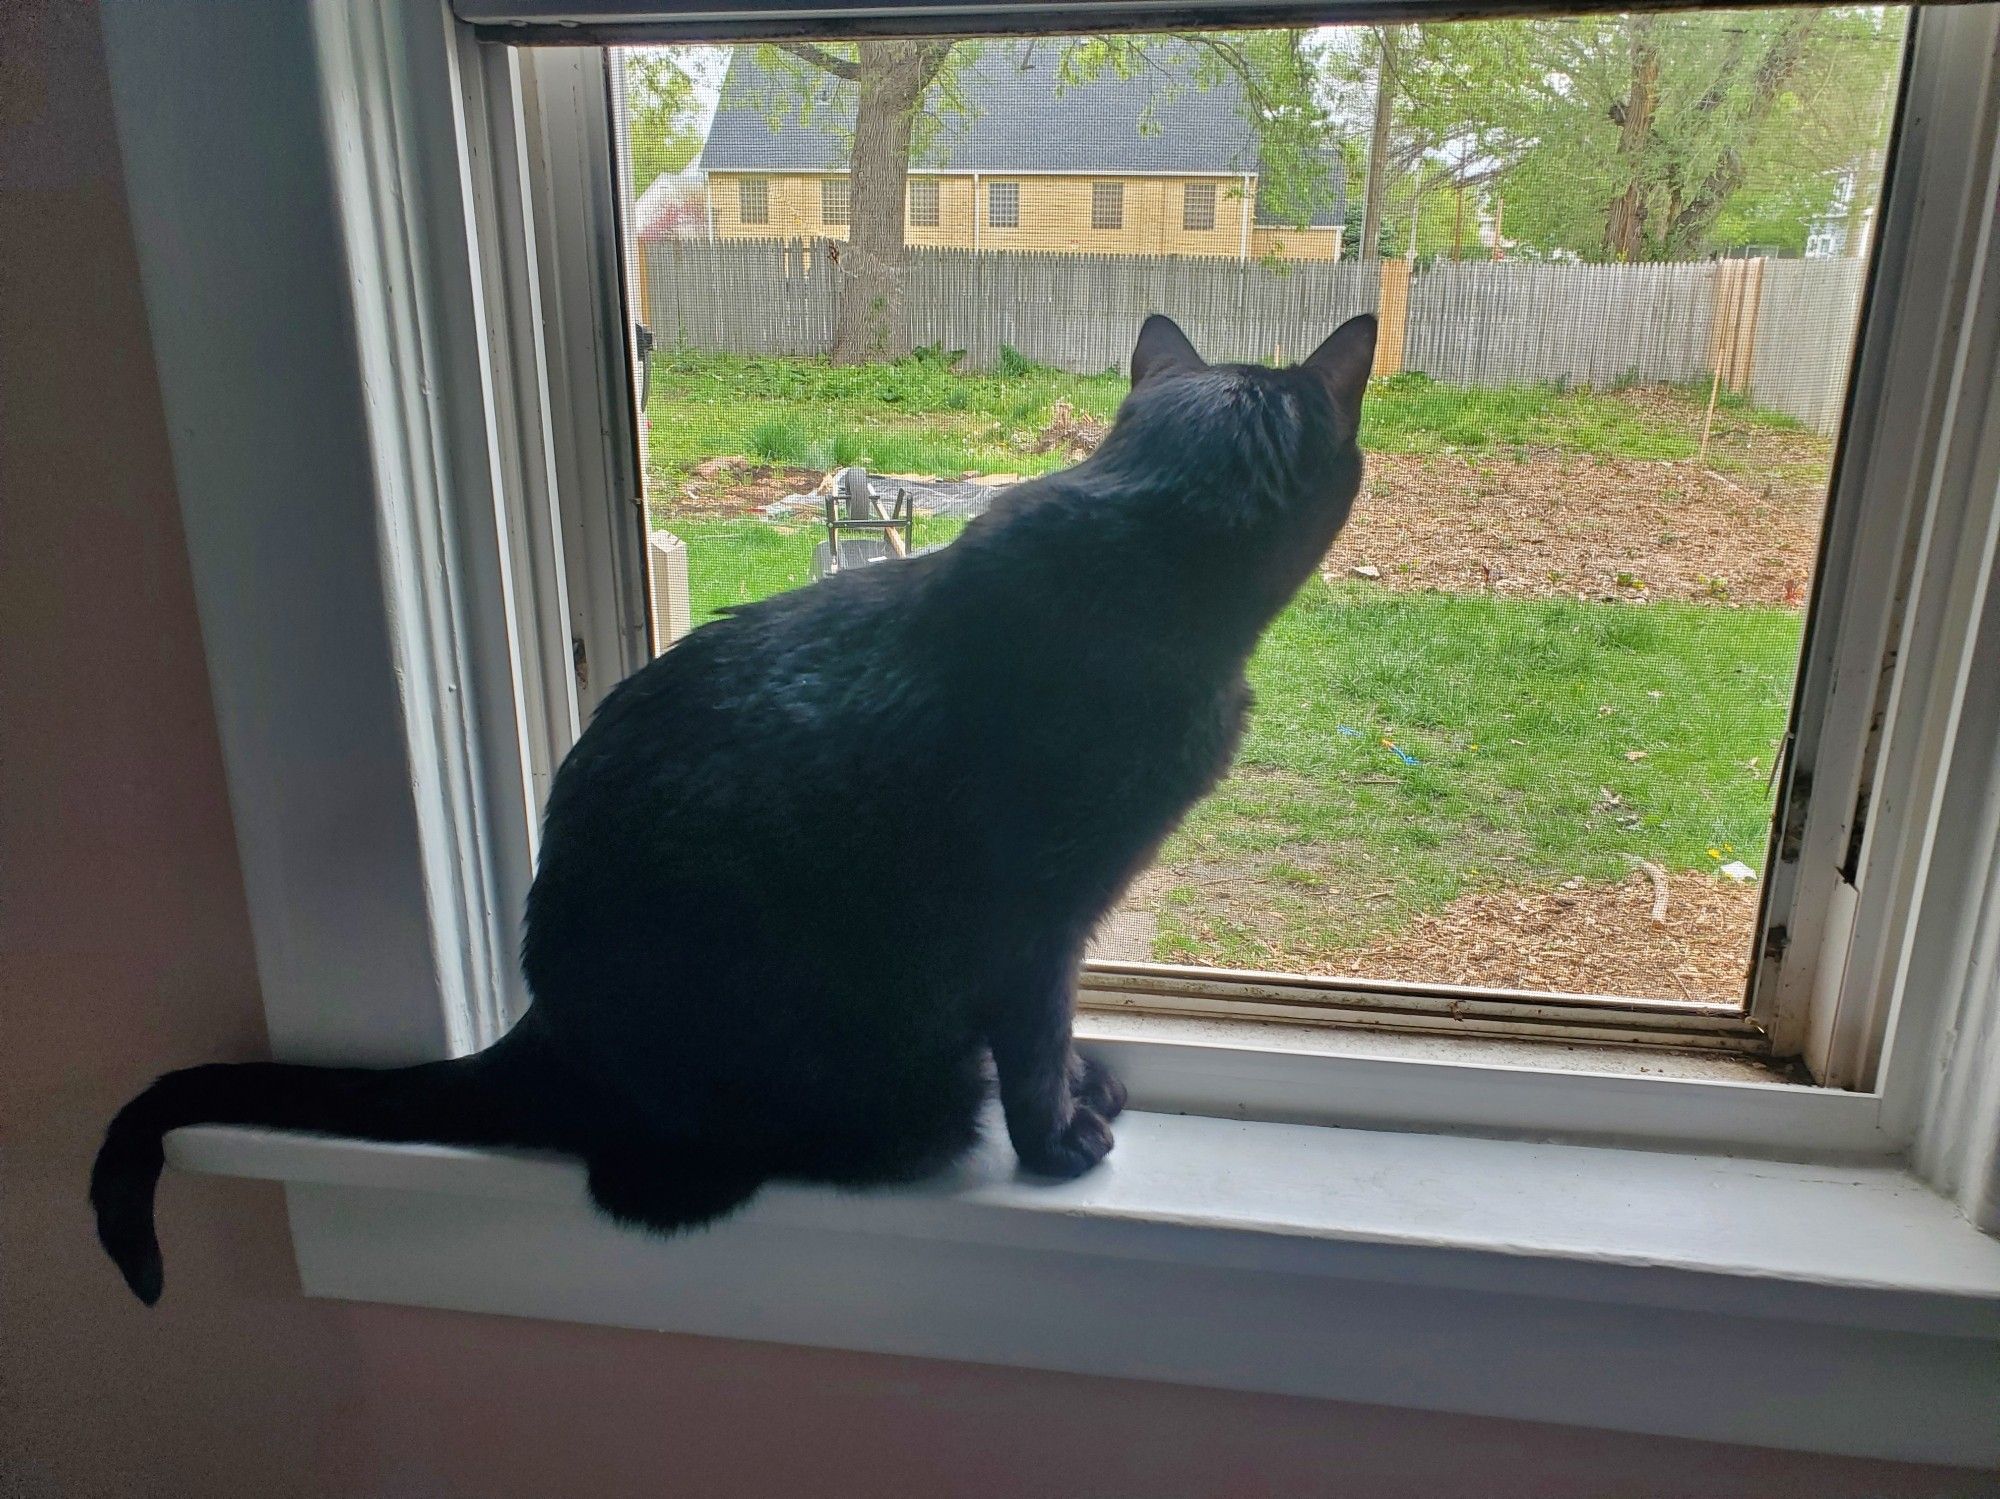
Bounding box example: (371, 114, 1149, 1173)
(1017, 1106, 1115, 1180)
(1074, 1054, 1127, 1120)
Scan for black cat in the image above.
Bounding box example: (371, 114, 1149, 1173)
(92, 312, 1376, 1304)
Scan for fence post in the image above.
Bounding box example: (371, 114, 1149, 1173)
(635, 238, 652, 335)
(1375, 258, 1411, 377)
(1709, 256, 1766, 394)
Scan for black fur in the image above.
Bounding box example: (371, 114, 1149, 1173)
(92, 313, 1376, 1303)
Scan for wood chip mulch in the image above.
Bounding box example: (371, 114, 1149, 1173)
(1326, 869, 1763, 1006)
(1326, 447, 1827, 609)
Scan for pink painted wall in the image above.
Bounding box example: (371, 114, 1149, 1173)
(1, 6, 1993, 1495)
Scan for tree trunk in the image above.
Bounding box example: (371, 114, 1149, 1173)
(1358, 26, 1400, 262)
(829, 40, 950, 363)
(1658, 16, 1819, 259)
(1602, 16, 1660, 262)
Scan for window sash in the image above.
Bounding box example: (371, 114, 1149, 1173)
(909, 177, 939, 227)
(739, 177, 768, 225)
(820, 177, 849, 225)
(1183, 182, 1216, 232)
(576, 8, 1969, 1080)
(988, 181, 1019, 229)
(1091, 181, 1123, 230)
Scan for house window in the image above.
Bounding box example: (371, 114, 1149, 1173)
(138, 35, 2000, 1431)
(1091, 181, 1124, 231)
(821, 178, 850, 226)
(118, 4, 2000, 1436)
(738, 178, 769, 226)
(1183, 182, 1217, 232)
(604, 15, 1932, 1073)
(988, 181, 1019, 229)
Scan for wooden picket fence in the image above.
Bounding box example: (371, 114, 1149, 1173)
(638, 238, 1867, 435)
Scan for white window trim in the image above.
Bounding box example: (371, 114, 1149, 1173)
(987, 179, 1020, 228)
(821, 175, 851, 225)
(100, 0, 2000, 1463)
(1091, 179, 1123, 229)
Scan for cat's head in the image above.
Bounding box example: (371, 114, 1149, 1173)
(1097, 312, 1375, 636)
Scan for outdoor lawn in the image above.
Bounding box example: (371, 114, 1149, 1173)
(642, 349, 1834, 1003)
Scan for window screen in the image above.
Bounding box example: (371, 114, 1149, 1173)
(617, 14, 1905, 1014)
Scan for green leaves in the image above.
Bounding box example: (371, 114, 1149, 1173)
(624, 49, 708, 201)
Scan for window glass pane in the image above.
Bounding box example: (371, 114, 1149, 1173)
(616, 13, 1905, 1009)
(821, 177, 850, 225)
(1184, 181, 1217, 232)
(989, 181, 1019, 229)
(1092, 181, 1124, 230)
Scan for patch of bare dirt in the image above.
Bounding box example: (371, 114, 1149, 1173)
(1328, 440, 1829, 609)
(1030, 399, 1110, 462)
(1328, 870, 1761, 1006)
(657, 458, 826, 515)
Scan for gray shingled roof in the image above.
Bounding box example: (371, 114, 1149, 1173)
(699, 42, 1344, 228)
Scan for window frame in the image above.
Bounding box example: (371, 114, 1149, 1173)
(908, 174, 939, 227)
(987, 179, 1019, 229)
(1090, 178, 1123, 230)
(1183, 179, 1216, 231)
(97, 0, 2000, 1458)
(820, 174, 850, 225)
(101, 0, 2000, 1447)
(104, 0, 2000, 1152)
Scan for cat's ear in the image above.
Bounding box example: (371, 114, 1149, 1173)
(1131, 314, 1206, 388)
(1302, 314, 1377, 428)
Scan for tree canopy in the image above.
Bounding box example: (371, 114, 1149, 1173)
(1325, 7, 1902, 263)
(623, 49, 710, 203)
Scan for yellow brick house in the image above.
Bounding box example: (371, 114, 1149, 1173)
(696, 43, 1345, 262)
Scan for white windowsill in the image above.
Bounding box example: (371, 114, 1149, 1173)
(169, 1108, 2000, 1467)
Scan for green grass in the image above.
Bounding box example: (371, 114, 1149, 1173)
(646, 348, 1126, 486)
(1363, 372, 1700, 458)
(645, 348, 1812, 968)
(1152, 584, 1797, 965)
(659, 515, 1796, 964)
(670, 515, 968, 625)
(645, 350, 1808, 494)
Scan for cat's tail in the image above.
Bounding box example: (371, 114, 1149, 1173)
(91, 1023, 550, 1306)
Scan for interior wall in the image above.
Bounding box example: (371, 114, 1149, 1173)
(2, 5, 1994, 1496)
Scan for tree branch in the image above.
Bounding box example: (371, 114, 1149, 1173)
(776, 42, 861, 83)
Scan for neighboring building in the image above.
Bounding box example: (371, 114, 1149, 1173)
(1805, 166, 1873, 260)
(697, 43, 1344, 262)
